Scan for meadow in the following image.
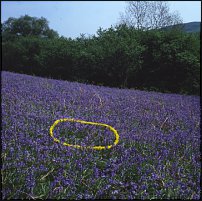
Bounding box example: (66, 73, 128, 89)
(1, 71, 200, 199)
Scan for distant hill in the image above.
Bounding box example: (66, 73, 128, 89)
(162, 22, 201, 33)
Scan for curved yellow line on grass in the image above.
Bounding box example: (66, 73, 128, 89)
(49, 118, 119, 150)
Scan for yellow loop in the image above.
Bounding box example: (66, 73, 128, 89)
(49, 118, 119, 150)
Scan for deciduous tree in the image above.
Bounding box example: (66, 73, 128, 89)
(2, 15, 59, 39)
(119, 1, 182, 30)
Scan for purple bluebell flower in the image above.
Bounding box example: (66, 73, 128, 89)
(1, 71, 200, 199)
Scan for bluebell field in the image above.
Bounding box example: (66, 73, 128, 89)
(1, 71, 200, 199)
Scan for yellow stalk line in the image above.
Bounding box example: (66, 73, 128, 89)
(49, 118, 119, 150)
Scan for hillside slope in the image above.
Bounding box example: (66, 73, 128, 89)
(182, 22, 201, 33)
(1, 71, 200, 199)
(162, 21, 201, 32)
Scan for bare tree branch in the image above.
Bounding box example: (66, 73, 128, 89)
(119, 1, 183, 30)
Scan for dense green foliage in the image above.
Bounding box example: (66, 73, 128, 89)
(2, 16, 200, 95)
(2, 15, 59, 39)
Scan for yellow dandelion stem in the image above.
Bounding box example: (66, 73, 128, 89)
(49, 118, 120, 150)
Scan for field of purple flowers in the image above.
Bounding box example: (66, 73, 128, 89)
(1, 71, 200, 199)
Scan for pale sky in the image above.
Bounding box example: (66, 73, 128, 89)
(1, 1, 201, 39)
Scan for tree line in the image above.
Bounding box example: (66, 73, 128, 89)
(2, 15, 200, 95)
